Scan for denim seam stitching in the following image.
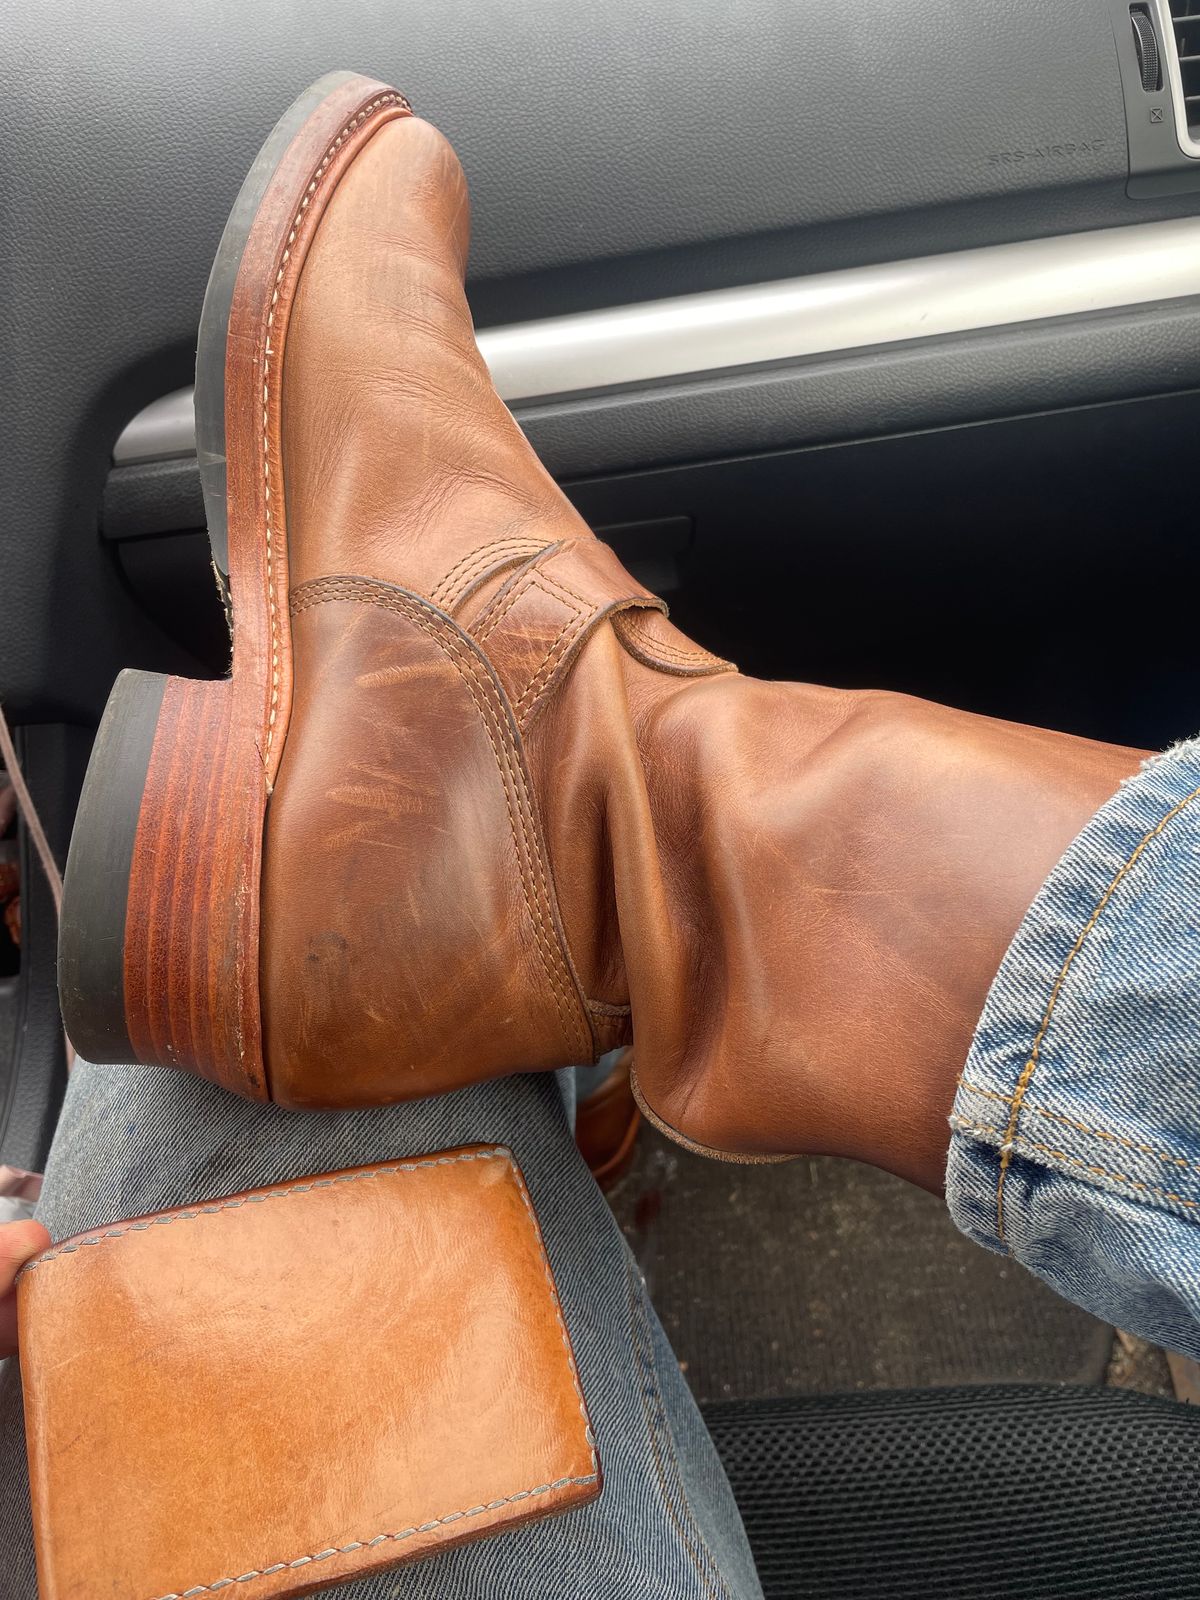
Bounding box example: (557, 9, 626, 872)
(624, 1256, 733, 1600)
(993, 779, 1200, 1243)
(960, 1077, 1200, 1175)
(954, 1118, 1200, 1215)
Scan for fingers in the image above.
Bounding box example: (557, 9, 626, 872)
(0, 1220, 51, 1281)
(0, 1220, 51, 1359)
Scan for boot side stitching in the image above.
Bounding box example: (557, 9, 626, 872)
(513, 604, 592, 718)
(514, 601, 663, 733)
(431, 538, 542, 605)
(524, 565, 596, 613)
(292, 585, 581, 1051)
(430, 537, 549, 609)
(474, 573, 543, 643)
(447, 553, 547, 620)
(291, 580, 592, 1060)
(618, 614, 728, 670)
(293, 584, 586, 1058)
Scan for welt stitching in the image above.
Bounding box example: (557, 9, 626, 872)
(994, 779, 1200, 1244)
(292, 580, 590, 1058)
(430, 538, 545, 608)
(259, 91, 408, 762)
(21, 1151, 501, 1274)
(952, 1118, 1200, 1216)
(959, 1076, 1200, 1175)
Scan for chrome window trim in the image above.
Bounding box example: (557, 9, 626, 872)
(113, 216, 1200, 466)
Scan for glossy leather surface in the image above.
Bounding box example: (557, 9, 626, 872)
(258, 106, 1142, 1195)
(18, 1147, 598, 1599)
(260, 113, 730, 1102)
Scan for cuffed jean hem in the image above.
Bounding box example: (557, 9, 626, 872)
(947, 735, 1200, 1357)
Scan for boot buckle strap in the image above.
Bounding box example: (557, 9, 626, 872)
(466, 540, 666, 731)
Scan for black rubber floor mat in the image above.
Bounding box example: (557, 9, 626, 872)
(704, 1386, 1200, 1599)
(612, 1128, 1113, 1399)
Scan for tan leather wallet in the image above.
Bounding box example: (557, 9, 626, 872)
(18, 1145, 600, 1600)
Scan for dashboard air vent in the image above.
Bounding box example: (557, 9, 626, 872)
(1169, 0, 1200, 139)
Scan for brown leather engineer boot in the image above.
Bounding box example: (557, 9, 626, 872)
(60, 74, 1143, 1192)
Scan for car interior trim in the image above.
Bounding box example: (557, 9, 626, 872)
(112, 215, 1200, 466)
(1150, 0, 1200, 161)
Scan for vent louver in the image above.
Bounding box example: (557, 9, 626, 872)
(1169, 0, 1200, 139)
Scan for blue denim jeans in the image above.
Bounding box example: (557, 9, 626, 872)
(948, 736, 1200, 1359)
(0, 1067, 763, 1599)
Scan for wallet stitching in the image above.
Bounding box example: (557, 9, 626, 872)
(20, 1151, 501, 1272)
(503, 1157, 599, 1479)
(151, 1472, 600, 1600)
(22, 1149, 600, 1600)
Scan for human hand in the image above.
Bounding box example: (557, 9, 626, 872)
(0, 1221, 51, 1358)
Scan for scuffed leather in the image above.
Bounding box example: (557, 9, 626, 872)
(261, 112, 1141, 1191)
(18, 1147, 599, 1600)
(263, 113, 732, 1105)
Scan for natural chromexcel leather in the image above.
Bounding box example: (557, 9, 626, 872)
(18, 1147, 598, 1600)
(260, 113, 737, 1106)
(259, 109, 1143, 1192)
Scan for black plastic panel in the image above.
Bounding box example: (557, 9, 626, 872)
(566, 391, 1200, 754)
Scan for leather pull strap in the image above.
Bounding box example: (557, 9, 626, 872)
(612, 607, 735, 679)
(465, 540, 667, 730)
